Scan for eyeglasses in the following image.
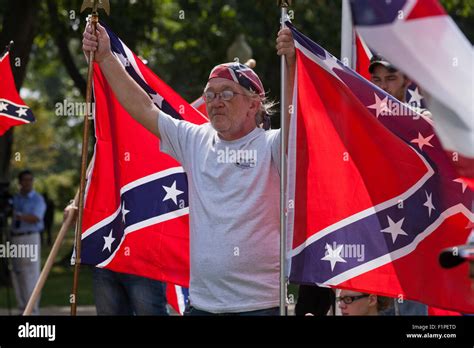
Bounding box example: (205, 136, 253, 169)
(203, 90, 247, 102)
(336, 294, 370, 304)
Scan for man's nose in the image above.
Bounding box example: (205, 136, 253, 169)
(209, 96, 225, 107)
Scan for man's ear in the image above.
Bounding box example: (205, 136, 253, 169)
(403, 75, 412, 88)
(247, 98, 260, 118)
(368, 294, 378, 308)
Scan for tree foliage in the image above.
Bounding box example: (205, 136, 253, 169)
(0, 0, 472, 208)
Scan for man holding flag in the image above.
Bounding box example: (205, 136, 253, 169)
(82, 23, 295, 315)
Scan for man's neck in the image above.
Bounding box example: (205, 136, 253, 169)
(20, 189, 33, 196)
(218, 125, 257, 141)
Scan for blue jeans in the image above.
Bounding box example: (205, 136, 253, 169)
(92, 267, 168, 316)
(184, 305, 280, 316)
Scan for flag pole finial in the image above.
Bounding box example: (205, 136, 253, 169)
(80, 0, 110, 15)
(2, 41, 14, 57)
(277, 0, 293, 7)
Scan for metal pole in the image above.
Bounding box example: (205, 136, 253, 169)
(341, 0, 355, 69)
(278, 0, 291, 316)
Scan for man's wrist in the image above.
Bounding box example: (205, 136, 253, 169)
(98, 52, 115, 66)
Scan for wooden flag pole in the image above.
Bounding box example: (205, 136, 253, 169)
(277, 0, 292, 316)
(23, 193, 79, 316)
(71, 0, 110, 316)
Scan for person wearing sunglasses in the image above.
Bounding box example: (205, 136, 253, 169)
(337, 289, 391, 316)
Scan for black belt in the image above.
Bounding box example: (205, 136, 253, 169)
(12, 231, 38, 237)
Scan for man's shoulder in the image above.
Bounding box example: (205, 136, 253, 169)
(160, 110, 212, 134)
(264, 129, 281, 143)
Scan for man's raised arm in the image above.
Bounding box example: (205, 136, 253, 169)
(82, 23, 161, 139)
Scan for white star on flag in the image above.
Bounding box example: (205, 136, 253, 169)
(308, 50, 343, 82)
(121, 201, 130, 224)
(410, 132, 434, 151)
(321, 243, 347, 271)
(322, 54, 344, 81)
(0, 102, 8, 112)
(423, 191, 435, 217)
(103, 229, 115, 252)
(407, 87, 424, 107)
(15, 108, 28, 117)
(368, 93, 391, 117)
(453, 178, 467, 193)
(116, 52, 130, 67)
(162, 181, 184, 205)
(381, 216, 408, 243)
(150, 92, 163, 108)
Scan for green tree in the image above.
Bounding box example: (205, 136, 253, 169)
(0, 0, 472, 209)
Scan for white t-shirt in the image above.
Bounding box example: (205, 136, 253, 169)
(159, 111, 281, 313)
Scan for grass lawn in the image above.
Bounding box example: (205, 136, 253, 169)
(0, 211, 94, 309)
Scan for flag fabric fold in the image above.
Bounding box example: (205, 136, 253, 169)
(350, 0, 474, 179)
(286, 22, 474, 313)
(0, 51, 35, 135)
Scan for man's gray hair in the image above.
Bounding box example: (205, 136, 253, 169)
(241, 88, 277, 128)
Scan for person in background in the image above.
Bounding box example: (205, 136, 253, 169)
(369, 54, 431, 118)
(337, 289, 391, 316)
(10, 170, 46, 315)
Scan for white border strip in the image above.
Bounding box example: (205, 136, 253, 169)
(120, 38, 146, 82)
(97, 207, 189, 268)
(324, 204, 474, 285)
(120, 167, 184, 194)
(82, 205, 121, 239)
(175, 284, 186, 315)
(0, 98, 30, 109)
(0, 113, 29, 123)
(124, 207, 189, 235)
